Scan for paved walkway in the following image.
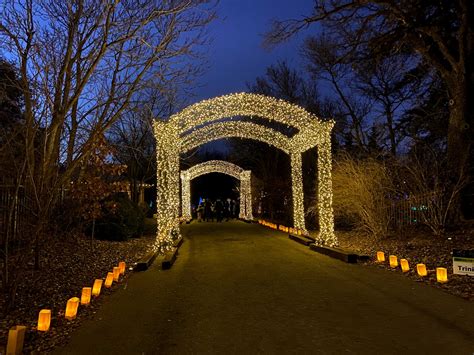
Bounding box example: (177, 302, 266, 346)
(55, 221, 474, 354)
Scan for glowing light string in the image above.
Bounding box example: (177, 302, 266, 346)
(153, 92, 337, 252)
(174, 92, 323, 132)
(180, 160, 253, 221)
(181, 121, 291, 154)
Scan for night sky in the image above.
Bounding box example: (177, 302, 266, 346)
(194, 0, 314, 102)
(189, 1, 314, 199)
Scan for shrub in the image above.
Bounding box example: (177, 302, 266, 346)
(90, 193, 145, 241)
(332, 154, 395, 237)
(93, 222, 128, 241)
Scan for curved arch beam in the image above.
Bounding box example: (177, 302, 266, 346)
(180, 160, 253, 220)
(180, 121, 291, 154)
(185, 160, 244, 180)
(170, 92, 325, 134)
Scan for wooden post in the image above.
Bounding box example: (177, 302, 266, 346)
(6, 325, 26, 355)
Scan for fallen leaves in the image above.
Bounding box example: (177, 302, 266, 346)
(337, 228, 474, 301)
(0, 233, 155, 352)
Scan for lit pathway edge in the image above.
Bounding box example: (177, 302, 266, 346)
(135, 236, 184, 272)
(53, 221, 474, 354)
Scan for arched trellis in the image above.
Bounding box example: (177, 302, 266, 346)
(180, 160, 253, 221)
(154, 92, 336, 251)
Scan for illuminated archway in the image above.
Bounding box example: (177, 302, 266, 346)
(154, 92, 336, 251)
(181, 160, 253, 221)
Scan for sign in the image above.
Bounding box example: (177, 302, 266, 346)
(453, 249, 474, 276)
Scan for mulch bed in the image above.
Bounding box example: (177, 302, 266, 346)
(336, 227, 474, 301)
(0, 233, 155, 353)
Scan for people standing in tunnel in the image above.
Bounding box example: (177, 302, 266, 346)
(204, 199, 212, 222)
(231, 199, 238, 218)
(215, 198, 224, 222)
(210, 199, 216, 221)
(224, 198, 231, 221)
(196, 202, 204, 222)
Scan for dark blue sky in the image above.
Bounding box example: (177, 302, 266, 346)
(194, 0, 314, 102)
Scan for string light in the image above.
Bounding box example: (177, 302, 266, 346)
(175, 92, 325, 133)
(290, 152, 306, 232)
(180, 160, 253, 220)
(240, 170, 253, 220)
(154, 92, 337, 251)
(316, 139, 337, 247)
(154, 120, 181, 251)
(181, 121, 292, 153)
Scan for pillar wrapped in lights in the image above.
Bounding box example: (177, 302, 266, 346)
(81, 287, 92, 305)
(436, 267, 448, 283)
(155, 93, 337, 250)
(155, 120, 180, 252)
(389, 255, 398, 268)
(416, 264, 427, 277)
(113, 267, 120, 282)
(376, 251, 385, 262)
(37, 310, 51, 332)
(180, 170, 192, 220)
(92, 279, 103, 296)
(65, 297, 80, 320)
(314, 137, 336, 246)
(240, 170, 253, 220)
(104, 272, 114, 288)
(119, 261, 126, 275)
(290, 152, 306, 232)
(400, 259, 410, 272)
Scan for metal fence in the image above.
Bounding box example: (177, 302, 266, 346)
(389, 191, 439, 230)
(0, 182, 32, 244)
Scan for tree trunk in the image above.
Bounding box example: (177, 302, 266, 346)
(385, 104, 397, 157)
(446, 74, 472, 220)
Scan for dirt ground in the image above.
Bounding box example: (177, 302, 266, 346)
(0, 232, 155, 353)
(335, 227, 474, 301)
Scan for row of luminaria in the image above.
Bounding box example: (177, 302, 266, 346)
(6, 262, 127, 354)
(376, 252, 448, 282)
(154, 92, 337, 251)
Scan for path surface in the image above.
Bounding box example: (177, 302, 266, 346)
(55, 221, 474, 354)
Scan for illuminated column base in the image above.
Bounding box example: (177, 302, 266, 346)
(240, 170, 253, 220)
(290, 152, 306, 232)
(316, 140, 337, 247)
(239, 183, 245, 219)
(180, 172, 192, 220)
(155, 121, 181, 252)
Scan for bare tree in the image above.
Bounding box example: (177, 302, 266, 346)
(354, 54, 427, 156)
(0, 0, 215, 273)
(248, 60, 321, 112)
(109, 88, 178, 204)
(302, 36, 371, 153)
(265, 0, 473, 218)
